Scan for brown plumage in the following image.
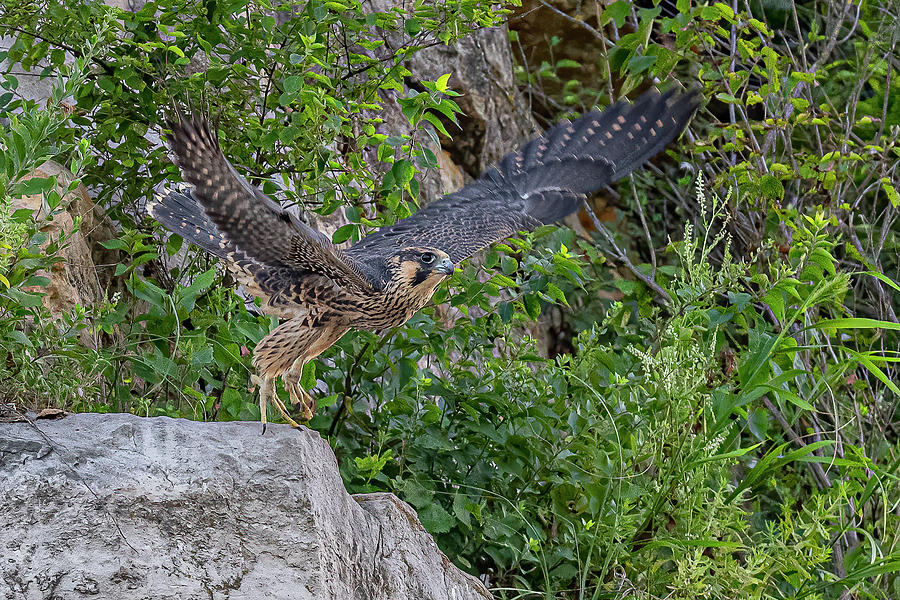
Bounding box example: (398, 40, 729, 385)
(149, 87, 701, 428)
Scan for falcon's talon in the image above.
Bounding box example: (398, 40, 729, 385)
(283, 375, 315, 422)
(270, 393, 302, 429)
(281, 368, 304, 407)
(281, 360, 316, 420)
(256, 371, 302, 428)
(153, 87, 701, 431)
(298, 396, 315, 422)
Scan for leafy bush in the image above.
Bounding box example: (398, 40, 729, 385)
(1, 0, 898, 598)
(332, 180, 900, 597)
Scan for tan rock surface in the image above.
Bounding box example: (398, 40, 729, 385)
(12, 161, 116, 331)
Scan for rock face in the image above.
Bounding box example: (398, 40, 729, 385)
(13, 161, 118, 324)
(0, 413, 490, 600)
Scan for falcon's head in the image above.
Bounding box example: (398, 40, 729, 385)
(384, 246, 454, 299)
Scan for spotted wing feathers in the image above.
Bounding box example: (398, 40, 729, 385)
(165, 113, 371, 291)
(147, 184, 235, 260)
(348, 87, 700, 264)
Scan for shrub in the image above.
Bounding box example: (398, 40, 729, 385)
(1, 1, 897, 597)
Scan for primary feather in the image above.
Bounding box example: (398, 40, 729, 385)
(346, 87, 701, 264)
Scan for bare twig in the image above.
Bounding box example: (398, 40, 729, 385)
(535, 0, 613, 46)
(628, 177, 658, 281)
(583, 204, 673, 305)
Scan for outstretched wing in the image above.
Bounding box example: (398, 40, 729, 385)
(165, 112, 371, 291)
(347, 87, 700, 264)
(147, 184, 237, 261)
(147, 185, 343, 318)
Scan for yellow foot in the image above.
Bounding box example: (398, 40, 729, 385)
(283, 370, 315, 422)
(252, 373, 301, 431)
(271, 393, 302, 429)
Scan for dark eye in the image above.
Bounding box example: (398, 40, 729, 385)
(421, 252, 435, 264)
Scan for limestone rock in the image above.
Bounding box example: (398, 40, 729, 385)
(347, 1, 533, 205)
(12, 161, 117, 326)
(0, 413, 490, 600)
(408, 27, 535, 175)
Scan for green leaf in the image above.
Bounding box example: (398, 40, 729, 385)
(399, 479, 433, 508)
(500, 255, 517, 275)
(5, 287, 44, 307)
(491, 273, 516, 287)
(555, 59, 581, 69)
(626, 54, 657, 75)
(695, 442, 762, 464)
(498, 301, 512, 322)
(6, 329, 32, 347)
(715, 93, 740, 104)
(726, 441, 834, 503)
(840, 348, 900, 397)
(404, 17, 421, 34)
(332, 223, 357, 244)
(713, 2, 734, 20)
(417, 502, 454, 534)
(524, 294, 541, 319)
(422, 112, 452, 137)
(603, 0, 630, 27)
(300, 360, 316, 390)
(738, 329, 778, 392)
(194, 268, 215, 289)
(11, 209, 36, 223)
(434, 73, 451, 92)
(881, 179, 899, 208)
(748, 408, 769, 439)
(100, 238, 129, 250)
(354, 448, 393, 481)
(452, 493, 471, 528)
(759, 174, 784, 200)
(861, 270, 900, 294)
(763, 384, 815, 411)
(391, 159, 416, 185)
(546, 283, 569, 306)
(165, 234, 183, 255)
(814, 318, 900, 332)
(213, 341, 241, 368)
(11, 176, 54, 197)
(283, 75, 302, 94)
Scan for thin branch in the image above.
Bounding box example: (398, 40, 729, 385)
(1, 24, 114, 75)
(535, 0, 613, 46)
(583, 204, 673, 305)
(628, 177, 658, 281)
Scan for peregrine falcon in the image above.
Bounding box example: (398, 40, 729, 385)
(149, 87, 700, 428)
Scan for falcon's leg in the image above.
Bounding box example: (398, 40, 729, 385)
(283, 358, 315, 421)
(252, 373, 300, 433)
(253, 318, 350, 426)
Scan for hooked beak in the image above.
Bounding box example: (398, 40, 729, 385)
(434, 257, 455, 276)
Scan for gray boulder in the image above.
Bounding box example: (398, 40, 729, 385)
(0, 413, 489, 600)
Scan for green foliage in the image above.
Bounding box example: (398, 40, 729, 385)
(0, 0, 490, 417)
(1, 0, 898, 598)
(328, 182, 899, 598)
